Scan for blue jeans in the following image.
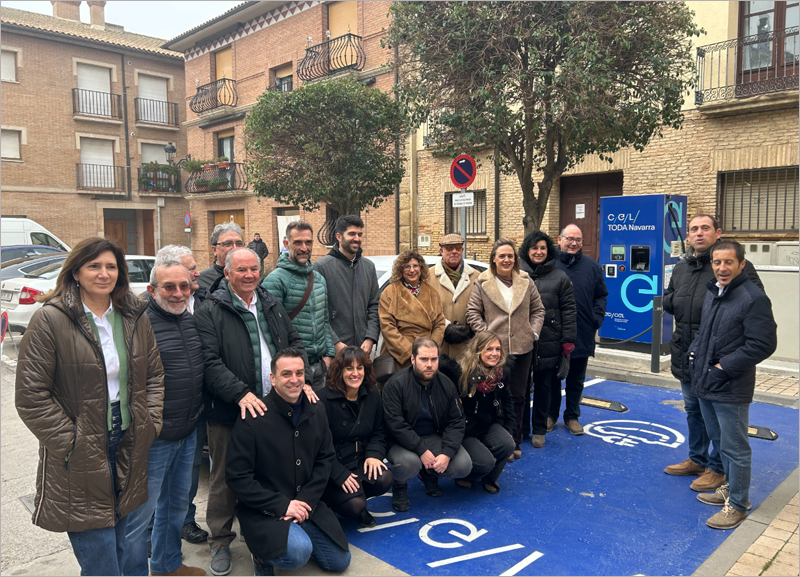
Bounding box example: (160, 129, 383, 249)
(183, 418, 207, 525)
(122, 434, 197, 575)
(681, 381, 723, 474)
(698, 399, 751, 512)
(68, 402, 127, 576)
(259, 520, 351, 572)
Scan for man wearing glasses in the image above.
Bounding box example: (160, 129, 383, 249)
(552, 224, 608, 436)
(198, 223, 246, 292)
(428, 233, 479, 360)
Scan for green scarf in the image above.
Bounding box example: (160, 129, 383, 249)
(85, 309, 131, 431)
(443, 260, 463, 286)
(228, 285, 276, 397)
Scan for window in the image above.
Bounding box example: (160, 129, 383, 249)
(275, 75, 293, 92)
(444, 190, 487, 235)
(29, 233, 66, 250)
(137, 74, 169, 123)
(79, 137, 116, 189)
(127, 259, 151, 283)
(1, 50, 16, 82)
(76, 62, 113, 116)
(718, 166, 799, 232)
(214, 47, 232, 81)
(739, 2, 798, 75)
(1, 129, 21, 159)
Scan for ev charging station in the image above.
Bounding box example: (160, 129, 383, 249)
(598, 194, 687, 347)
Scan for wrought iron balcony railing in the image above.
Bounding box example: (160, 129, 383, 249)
(72, 88, 123, 119)
(268, 77, 293, 92)
(137, 166, 181, 193)
(297, 33, 366, 82)
(185, 162, 247, 194)
(135, 98, 179, 126)
(695, 26, 799, 105)
(76, 163, 126, 191)
(189, 78, 239, 114)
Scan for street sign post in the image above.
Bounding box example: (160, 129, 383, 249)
(450, 154, 477, 259)
(184, 213, 192, 247)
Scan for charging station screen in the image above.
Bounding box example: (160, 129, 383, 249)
(611, 246, 625, 261)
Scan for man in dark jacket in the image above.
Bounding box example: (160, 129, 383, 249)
(688, 240, 776, 530)
(383, 337, 470, 512)
(663, 215, 763, 493)
(247, 233, 269, 270)
(197, 223, 245, 291)
(313, 215, 380, 356)
(123, 260, 205, 577)
(195, 248, 311, 576)
(226, 348, 350, 576)
(553, 224, 608, 435)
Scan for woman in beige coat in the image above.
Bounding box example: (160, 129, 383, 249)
(379, 250, 446, 371)
(466, 238, 545, 461)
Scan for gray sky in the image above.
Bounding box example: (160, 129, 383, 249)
(2, 1, 242, 42)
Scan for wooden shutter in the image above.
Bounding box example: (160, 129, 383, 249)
(328, 1, 357, 37)
(215, 47, 233, 80)
(1, 130, 20, 159)
(1, 51, 16, 82)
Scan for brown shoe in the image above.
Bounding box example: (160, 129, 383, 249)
(507, 453, 515, 463)
(697, 484, 751, 509)
(706, 503, 748, 530)
(565, 420, 584, 435)
(151, 564, 207, 576)
(531, 435, 545, 448)
(691, 470, 726, 492)
(455, 478, 472, 489)
(546, 417, 556, 433)
(664, 458, 705, 476)
(513, 445, 522, 459)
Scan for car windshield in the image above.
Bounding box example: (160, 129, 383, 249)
(17, 256, 67, 276)
(23, 262, 64, 279)
(375, 269, 388, 279)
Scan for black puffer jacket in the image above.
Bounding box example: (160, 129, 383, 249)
(194, 280, 310, 426)
(688, 273, 776, 404)
(145, 295, 204, 441)
(519, 242, 577, 370)
(197, 262, 224, 291)
(555, 249, 608, 358)
(664, 244, 763, 384)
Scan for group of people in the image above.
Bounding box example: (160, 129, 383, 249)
(13, 210, 777, 577)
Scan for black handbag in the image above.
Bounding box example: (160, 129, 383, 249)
(373, 352, 397, 384)
(556, 355, 570, 380)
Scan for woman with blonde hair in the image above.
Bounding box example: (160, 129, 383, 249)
(378, 250, 445, 371)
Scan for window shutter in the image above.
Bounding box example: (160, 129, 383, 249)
(1, 130, 20, 159)
(80, 138, 115, 189)
(1, 51, 16, 82)
(77, 63, 112, 116)
(137, 75, 168, 123)
(141, 143, 167, 164)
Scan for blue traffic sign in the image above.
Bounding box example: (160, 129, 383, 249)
(450, 154, 476, 189)
(184, 213, 192, 227)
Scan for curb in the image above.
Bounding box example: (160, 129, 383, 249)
(693, 467, 800, 576)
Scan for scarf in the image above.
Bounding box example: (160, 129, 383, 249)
(443, 261, 463, 286)
(476, 366, 503, 395)
(402, 279, 421, 297)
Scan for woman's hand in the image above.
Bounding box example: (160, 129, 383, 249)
(303, 384, 318, 404)
(342, 473, 360, 494)
(363, 457, 388, 481)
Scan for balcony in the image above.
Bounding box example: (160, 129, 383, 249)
(695, 26, 799, 106)
(189, 78, 238, 114)
(137, 165, 181, 194)
(76, 163, 126, 191)
(135, 98, 179, 127)
(297, 33, 366, 82)
(184, 162, 247, 194)
(72, 88, 123, 119)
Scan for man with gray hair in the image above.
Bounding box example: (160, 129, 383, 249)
(198, 223, 245, 292)
(123, 260, 206, 576)
(195, 247, 313, 575)
(158, 245, 205, 315)
(262, 221, 335, 390)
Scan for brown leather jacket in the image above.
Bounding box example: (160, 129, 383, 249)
(15, 285, 164, 533)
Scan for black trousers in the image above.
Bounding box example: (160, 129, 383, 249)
(548, 356, 589, 422)
(508, 350, 534, 445)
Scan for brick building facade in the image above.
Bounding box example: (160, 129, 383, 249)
(1, 1, 189, 254)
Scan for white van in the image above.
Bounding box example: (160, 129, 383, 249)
(1, 218, 71, 252)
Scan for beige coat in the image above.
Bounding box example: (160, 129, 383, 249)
(465, 268, 545, 356)
(428, 260, 479, 361)
(379, 281, 446, 369)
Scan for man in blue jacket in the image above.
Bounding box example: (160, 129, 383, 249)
(689, 240, 777, 530)
(552, 224, 608, 436)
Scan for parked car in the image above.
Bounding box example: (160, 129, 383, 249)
(1, 217, 71, 252)
(1, 245, 66, 264)
(1, 254, 155, 333)
(1, 253, 69, 281)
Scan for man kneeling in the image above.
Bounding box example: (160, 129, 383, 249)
(226, 348, 351, 576)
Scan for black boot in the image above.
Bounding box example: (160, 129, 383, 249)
(181, 521, 209, 543)
(358, 509, 377, 527)
(418, 468, 443, 497)
(392, 482, 410, 512)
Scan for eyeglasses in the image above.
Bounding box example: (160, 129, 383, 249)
(403, 264, 421, 271)
(442, 244, 463, 252)
(216, 240, 245, 248)
(563, 237, 583, 245)
(157, 282, 191, 292)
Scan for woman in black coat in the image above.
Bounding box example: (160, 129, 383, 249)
(440, 331, 516, 494)
(519, 231, 577, 448)
(319, 346, 392, 527)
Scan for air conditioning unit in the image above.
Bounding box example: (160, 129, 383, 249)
(774, 241, 799, 267)
(744, 242, 775, 265)
(418, 234, 431, 248)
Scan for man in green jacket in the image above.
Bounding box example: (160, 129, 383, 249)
(262, 221, 335, 390)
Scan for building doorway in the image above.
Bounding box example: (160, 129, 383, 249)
(213, 209, 245, 241)
(559, 173, 623, 260)
(104, 208, 137, 254)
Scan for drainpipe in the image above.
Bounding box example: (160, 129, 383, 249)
(494, 145, 500, 241)
(393, 5, 400, 254)
(120, 53, 132, 201)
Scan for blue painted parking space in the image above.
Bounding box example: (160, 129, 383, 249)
(341, 380, 799, 576)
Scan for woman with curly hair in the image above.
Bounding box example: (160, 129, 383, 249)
(318, 346, 392, 527)
(378, 250, 445, 371)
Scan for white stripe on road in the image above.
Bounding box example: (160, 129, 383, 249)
(561, 377, 605, 397)
(427, 544, 525, 567)
(500, 551, 545, 575)
(357, 518, 419, 533)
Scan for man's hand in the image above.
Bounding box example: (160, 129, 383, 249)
(363, 457, 388, 481)
(303, 384, 318, 404)
(342, 473, 360, 494)
(714, 363, 723, 370)
(420, 450, 437, 469)
(282, 500, 312, 523)
(335, 341, 347, 353)
(323, 356, 333, 368)
(432, 454, 451, 474)
(360, 338, 375, 355)
(238, 392, 267, 419)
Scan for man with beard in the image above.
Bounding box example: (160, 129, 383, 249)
(663, 215, 762, 493)
(313, 215, 380, 356)
(382, 337, 470, 512)
(198, 223, 246, 292)
(263, 222, 335, 391)
(123, 260, 206, 576)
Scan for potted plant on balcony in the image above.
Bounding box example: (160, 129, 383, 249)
(182, 159, 205, 173)
(202, 160, 217, 170)
(209, 177, 229, 191)
(193, 178, 209, 192)
(138, 175, 153, 191)
(215, 156, 230, 169)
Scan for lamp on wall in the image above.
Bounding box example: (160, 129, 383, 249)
(164, 142, 191, 167)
